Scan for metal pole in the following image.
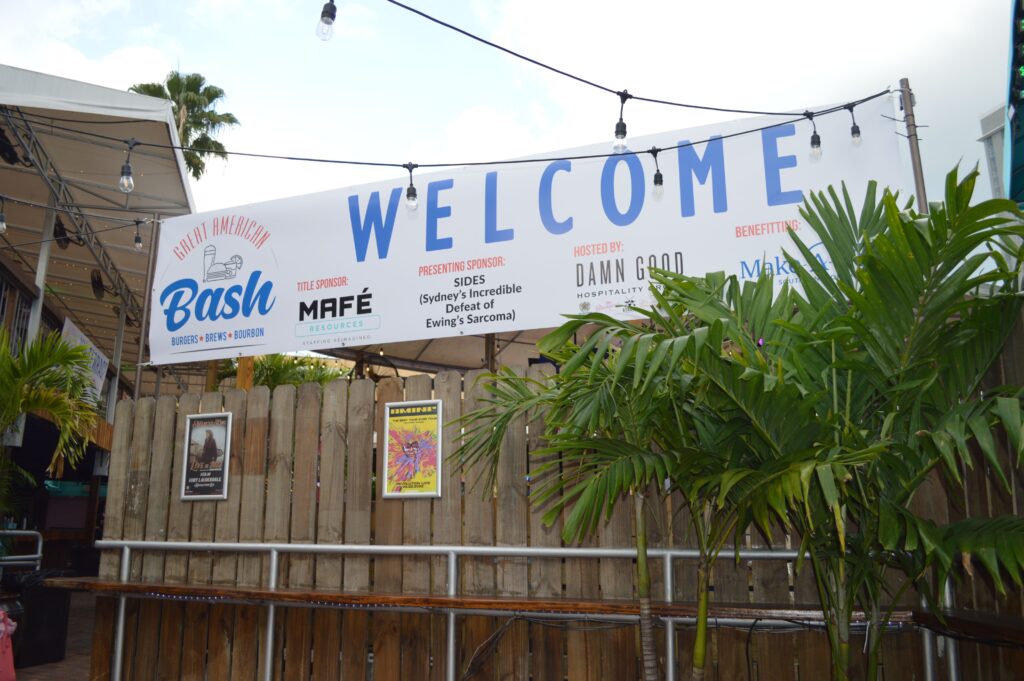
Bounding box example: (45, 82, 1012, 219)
(899, 77, 929, 214)
(111, 546, 131, 681)
(921, 594, 938, 681)
(263, 549, 279, 681)
(943, 577, 960, 681)
(25, 196, 55, 343)
(133, 216, 159, 400)
(446, 550, 458, 681)
(484, 333, 497, 372)
(107, 305, 127, 421)
(664, 553, 676, 681)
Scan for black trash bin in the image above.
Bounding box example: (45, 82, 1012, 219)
(1, 569, 72, 667)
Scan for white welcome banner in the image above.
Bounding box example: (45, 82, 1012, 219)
(151, 96, 907, 365)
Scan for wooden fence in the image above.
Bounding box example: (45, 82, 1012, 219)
(89, 367, 1005, 680)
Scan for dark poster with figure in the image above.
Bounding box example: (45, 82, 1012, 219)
(181, 412, 232, 500)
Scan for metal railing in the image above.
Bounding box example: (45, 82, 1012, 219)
(0, 530, 43, 569)
(94, 539, 948, 681)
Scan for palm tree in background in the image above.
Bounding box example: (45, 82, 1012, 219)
(129, 71, 240, 179)
(0, 331, 98, 513)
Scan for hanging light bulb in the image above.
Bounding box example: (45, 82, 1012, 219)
(649, 147, 664, 201)
(316, 0, 337, 41)
(0, 198, 6, 235)
(133, 221, 144, 251)
(845, 103, 862, 147)
(810, 132, 822, 160)
(403, 162, 419, 211)
(119, 140, 137, 193)
(119, 162, 134, 193)
(613, 90, 631, 153)
(805, 112, 822, 162)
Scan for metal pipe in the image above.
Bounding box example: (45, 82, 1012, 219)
(0, 530, 43, 569)
(446, 551, 458, 681)
(133, 216, 159, 400)
(111, 546, 131, 681)
(93, 539, 805, 562)
(943, 577, 960, 681)
(263, 550, 279, 681)
(921, 594, 938, 681)
(664, 553, 676, 681)
(25, 195, 55, 344)
(899, 77, 929, 214)
(107, 305, 127, 421)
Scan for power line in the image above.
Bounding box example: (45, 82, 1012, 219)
(0, 193, 154, 252)
(6, 88, 890, 173)
(380, 0, 812, 118)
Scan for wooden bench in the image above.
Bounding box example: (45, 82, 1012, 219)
(46, 575, 917, 624)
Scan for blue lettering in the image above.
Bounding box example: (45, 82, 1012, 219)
(762, 125, 803, 206)
(159, 270, 275, 333)
(195, 287, 223, 321)
(242, 271, 275, 316)
(160, 279, 197, 332)
(740, 260, 761, 279)
(484, 171, 514, 243)
(222, 286, 241, 318)
(348, 188, 402, 262)
(600, 153, 644, 227)
(426, 179, 454, 251)
(539, 160, 573, 235)
(677, 136, 728, 217)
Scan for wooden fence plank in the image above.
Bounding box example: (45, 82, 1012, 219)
(264, 385, 297, 679)
(461, 369, 496, 681)
(373, 377, 405, 681)
(750, 527, 796, 681)
(90, 398, 134, 681)
(181, 391, 225, 679)
(526, 365, 564, 681)
(283, 383, 321, 681)
(670, 493, 697, 678)
(431, 370, 463, 681)
(401, 374, 434, 681)
(495, 367, 529, 681)
(208, 389, 248, 680)
(600, 502, 637, 681)
(120, 397, 155, 681)
(313, 379, 349, 680)
(156, 392, 200, 681)
(341, 379, 375, 680)
(712, 535, 750, 680)
(230, 385, 271, 681)
(128, 396, 171, 681)
(563, 423, 601, 681)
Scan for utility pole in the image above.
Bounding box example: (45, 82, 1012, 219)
(899, 77, 929, 213)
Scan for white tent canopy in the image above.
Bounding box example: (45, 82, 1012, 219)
(0, 64, 195, 393)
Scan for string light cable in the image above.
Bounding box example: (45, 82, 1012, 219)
(374, 0, 820, 119)
(0, 192, 153, 252)
(5, 89, 890, 178)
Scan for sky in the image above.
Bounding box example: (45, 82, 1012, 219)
(0, 0, 1012, 212)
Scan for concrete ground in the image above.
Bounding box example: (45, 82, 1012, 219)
(15, 591, 93, 681)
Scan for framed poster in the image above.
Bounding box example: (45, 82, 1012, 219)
(181, 412, 232, 500)
(383, 400, 442, 498)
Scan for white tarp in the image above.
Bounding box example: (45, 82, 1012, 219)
(150, 96, 908, 365)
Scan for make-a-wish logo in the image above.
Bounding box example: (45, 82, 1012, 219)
(738, 241, 833, 283)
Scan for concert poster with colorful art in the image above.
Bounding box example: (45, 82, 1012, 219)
(383, 400, 442, 498)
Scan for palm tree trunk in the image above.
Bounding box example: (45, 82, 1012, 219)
(690, 560, 711, 681)
(634, 491, 660, 681)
